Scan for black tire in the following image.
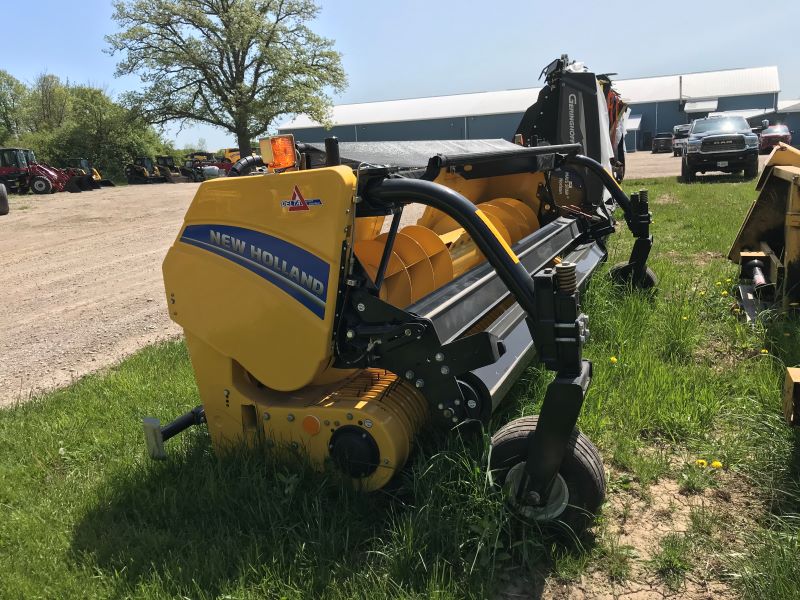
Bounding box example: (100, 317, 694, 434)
(744, 155, 759, 179)
(30, 176, 53, 195)
(680, 158, 695, 183)
(609, 261, 658, 290)
(490, 415, 605, 534)
(0, 183, 8, 216)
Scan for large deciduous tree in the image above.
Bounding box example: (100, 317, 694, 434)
(0, 71, 27, 143)
(107, 0, 346, 157)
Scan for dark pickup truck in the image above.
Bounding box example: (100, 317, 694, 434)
(682, 116, 759, 182)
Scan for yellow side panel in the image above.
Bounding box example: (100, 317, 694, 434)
(163, 166, 356, 392)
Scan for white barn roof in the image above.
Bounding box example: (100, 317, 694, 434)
(280, 65, 780, 131)
(778, 99, 800, 113)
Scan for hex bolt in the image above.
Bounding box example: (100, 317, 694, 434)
(440, 366, 449, 375)
(452, 416, 459, 423)
(404, 328, 412, 336)
(263, 413, 270, 421)
(443, 409, 453, 418)
(356, 302, 366, 312)
(467, 399, 478, 409)
(346, 329, 355, 339)
(437, 403, 444, 410)
(415, 379, 424, 388)
(287, 414, 295, 422)
(364, 419, 373, 428)
(346, 413, 353, 420)
(454, 399, 461, 406)
(383, 459, 389, 465)
(223, 389, 230, 398)
(434, 352, 444, 362)
(405, 370, 414, 379)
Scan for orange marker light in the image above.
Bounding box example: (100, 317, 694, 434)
(269, 134, 296, 170)
(302, 415, 321, 435)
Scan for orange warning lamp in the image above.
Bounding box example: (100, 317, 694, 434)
(267, 134, 296, 170)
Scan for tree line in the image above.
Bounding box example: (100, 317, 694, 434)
(0, 71, 174, 182)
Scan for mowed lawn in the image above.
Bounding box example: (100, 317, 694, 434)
(2, 175, 799, 599)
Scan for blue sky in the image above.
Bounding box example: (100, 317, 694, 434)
(1, 0, 797, 150)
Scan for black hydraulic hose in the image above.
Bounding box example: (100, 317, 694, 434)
(161, 406, 206, 442)
(228, 155, 265, 176)
(374, 208, 402, 291)
(366, 178, 539, 319)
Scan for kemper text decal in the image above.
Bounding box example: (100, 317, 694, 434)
(180, 224, 329, 318)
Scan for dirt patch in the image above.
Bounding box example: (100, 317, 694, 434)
(663, 250, 724, 268)
(497, 465, 755, 599)
(653, 193, 679, 206)
(0, 184, 196, 406)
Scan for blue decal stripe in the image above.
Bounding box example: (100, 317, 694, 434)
(179, 224, 329, 319)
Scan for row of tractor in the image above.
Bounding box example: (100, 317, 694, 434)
(122, 151, 254, 185)
(124, 153, 233, 185)
(0, 147, 250, 201)
(0, 148, 113, 198)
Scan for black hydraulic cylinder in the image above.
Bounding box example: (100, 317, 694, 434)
(325, 137, 341, 166)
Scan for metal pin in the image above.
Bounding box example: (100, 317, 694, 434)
(357, 303, 366, 312)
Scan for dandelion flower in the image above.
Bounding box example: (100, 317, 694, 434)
(711, 460, 723, 469)
(721, 291, 729, 297)
(610, 356, 618, 365)
(715, 281, 722, 286)
(695, 459, 707, 468)
(700, 290, 706, 296)
(761, 348, 769, 354)
(682, 316, 688, 321)
(726, 278, 732, 283)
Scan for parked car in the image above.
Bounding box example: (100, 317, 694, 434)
(651, 132, 673, 153)
(759, 124, 792, 154)
(681, 115, 759, 182)
(672, 124, 691, 156)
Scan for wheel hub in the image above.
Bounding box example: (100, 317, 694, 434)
(504, 462, 569, 522)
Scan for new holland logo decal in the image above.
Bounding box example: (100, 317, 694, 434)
(280, 185, 322, 212)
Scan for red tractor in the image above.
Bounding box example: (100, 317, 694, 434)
(185, 151, 232, 173)
(0, 148, 91, 194)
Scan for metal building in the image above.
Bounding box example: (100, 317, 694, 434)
(279, 66, 783, 151)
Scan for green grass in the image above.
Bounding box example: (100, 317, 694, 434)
(2, 176, 800, 598)
(649, 532, 692, 589)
